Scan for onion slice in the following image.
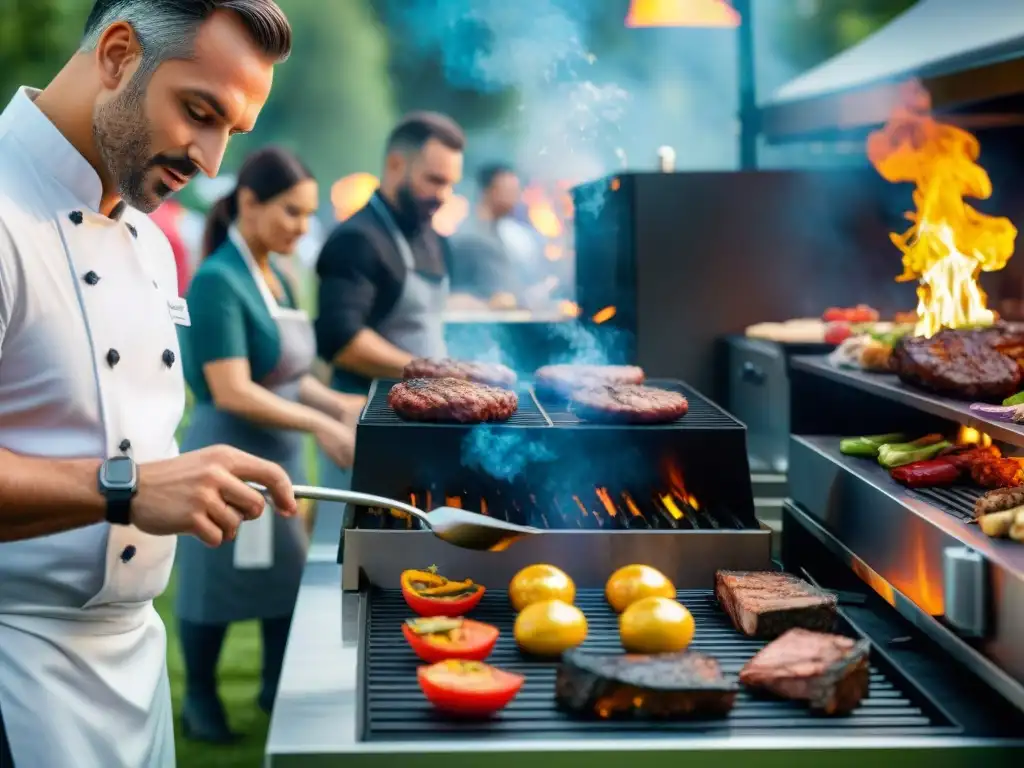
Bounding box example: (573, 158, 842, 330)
(969, 403, 1024, 423)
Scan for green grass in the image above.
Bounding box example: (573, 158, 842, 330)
(156, 571, 269, 767)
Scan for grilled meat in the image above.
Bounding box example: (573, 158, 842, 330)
(975, 486, 1024, 517)
(569, 384, 689, 424)
(555, 649, 738, 719)
(716, 571, 838, 639)
(739, 629, 870, 716)
(940, 444, 1001, 470)
(892, 330, 1021, 402)
(403, 358, 517, 389)
(388, 378, 518, 423)
(970, 457, 1024, 489)
(534, 364, 645, 399)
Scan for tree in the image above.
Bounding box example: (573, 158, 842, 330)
(0, 0, 91, 102)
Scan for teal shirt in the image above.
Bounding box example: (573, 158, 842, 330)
(180, 240, 298, 402)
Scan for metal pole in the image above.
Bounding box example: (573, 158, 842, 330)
(734, 0, 757, 169)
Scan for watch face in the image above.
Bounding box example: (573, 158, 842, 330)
(103, 457, 136, 488)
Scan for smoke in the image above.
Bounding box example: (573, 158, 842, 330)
(460, 425, 557, 482)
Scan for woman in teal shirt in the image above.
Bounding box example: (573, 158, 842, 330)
(175, 147, 360, 743)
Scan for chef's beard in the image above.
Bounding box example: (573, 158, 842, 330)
(92, 77, 165, 214)
(395, 178, 441, 226)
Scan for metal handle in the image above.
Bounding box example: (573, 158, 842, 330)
(248, 482, 431, 528)
(741, 361, 766, 385)
(942, 546, 987, 639)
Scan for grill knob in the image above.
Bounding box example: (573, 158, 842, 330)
(942, 546, 987, 639)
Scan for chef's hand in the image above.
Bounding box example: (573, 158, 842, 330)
(133, 446, 297, 547)
(314, 418, 356, 470)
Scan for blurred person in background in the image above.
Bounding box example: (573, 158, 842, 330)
(150, 198, 193, 293)
(314, 111, 464, 493)
(175, 147, 361, 742)
(448, 163, 552, 311)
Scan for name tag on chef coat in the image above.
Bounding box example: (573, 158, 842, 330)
(168, 296, 191, 327)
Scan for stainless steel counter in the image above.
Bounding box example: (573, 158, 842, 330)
(265, 510, 1022, 767)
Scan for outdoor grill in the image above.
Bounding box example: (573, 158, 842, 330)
(340, 377, 770, 591)
(787, 356, 1024, 716)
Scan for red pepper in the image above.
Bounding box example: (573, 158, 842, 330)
(890, 458, 961, 488)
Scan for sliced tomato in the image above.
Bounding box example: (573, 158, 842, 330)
(417, 660, 523, 716)
(822, 307, 846, 322)
(402, 617, 499, 662)
(824, 321, 853, 345)
(400, 568, 485, 617)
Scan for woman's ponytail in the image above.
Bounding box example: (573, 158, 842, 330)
(201, 188, 239, 258)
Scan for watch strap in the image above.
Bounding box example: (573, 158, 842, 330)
(105, 496, 133, 526)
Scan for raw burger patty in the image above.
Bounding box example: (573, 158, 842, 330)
(534, 364, 645, 398)
(403, 357, 517, 389)
(570, 384, 689, 424)
(388, 378, 518, 423)
(739, 628, 870, 715)
(716, 570, 838, 639)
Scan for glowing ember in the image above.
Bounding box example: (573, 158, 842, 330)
(331, 172, 379, 221)
(592, 306, 617, 324)
(660, 494, 684, 519)
(957, 425, 993, 448)
(595, 487, 618, 517)
(867, 81, 1017, 338)
(625, 0, 740, 28)
(432, 194, 469, 236)
(560, 300, 581, 318)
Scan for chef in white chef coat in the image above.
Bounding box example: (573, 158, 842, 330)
(0, 2, 296, 766)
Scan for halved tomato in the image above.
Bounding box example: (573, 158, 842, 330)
(402, 617, 499, 662)
(416, 660, 524, 716)
(400, 567, 485, 617)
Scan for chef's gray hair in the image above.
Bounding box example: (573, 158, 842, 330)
(80, 0, 291, 81)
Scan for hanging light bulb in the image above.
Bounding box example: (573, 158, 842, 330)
(625, 0, 740, 28)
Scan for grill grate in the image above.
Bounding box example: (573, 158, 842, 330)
(361, 380, 550, 426)
(356, 487, 751, 531)
(909, 485, 981, 523)
(361, 378, 742, 430)
(362, 589, 957, 741)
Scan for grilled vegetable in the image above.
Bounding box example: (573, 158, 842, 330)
(839, 433, 907, 457)
(1003, 392, 1024, 407)
(969, 402, 1024, 422)
(416, 660, 524, 716)
(605, 564, 675, 613)
(890, 459, 961, 488)
(402, 617, 499, 663)
(400, 566, 485, 617)
(877, 436, 950, 468)
(508, 564, 575, 612)
(979, 509, 1020, 538)
(619, 596, 695, 654)
(513, 599, 588, 656)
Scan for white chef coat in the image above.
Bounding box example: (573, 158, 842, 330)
(0, 87, 183, 766)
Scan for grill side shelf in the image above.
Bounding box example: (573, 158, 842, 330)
(362, 588, 958, 742)
(791, 356, 1024, 448)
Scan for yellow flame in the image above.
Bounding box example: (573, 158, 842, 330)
(867, 81, 1017, 337)
(592, 306, 617, 324)
(560, 301, 581, 318)
(660, 494, 684, 519)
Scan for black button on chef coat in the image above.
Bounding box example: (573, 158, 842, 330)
(120, 545, 136, 563)
(68, 210, 83, 225)
(162, 349, 175, 367)
(119, 439, 131, 452)
(106, 349, 120, 367)
(83, 271, 100, 285)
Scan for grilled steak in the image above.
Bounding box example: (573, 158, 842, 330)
(403, 358, 517, 389)
(569, 384, 689, 424)
(388, 378, 518, 423)
(892, 329, 1021, 402)
(716, 571, 838, 639)
(739, 629, 870, 715)
(534, 364, 645, 399)
(555, 649, 738, 719)
(974, 486, 1024, 517)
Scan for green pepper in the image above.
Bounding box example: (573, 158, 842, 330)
(839, 433, 907, 457)
(1003, 392, 1024, 407)
(877, 439, 951, 468)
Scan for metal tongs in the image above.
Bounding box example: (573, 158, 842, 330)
(249, 482, 538, 552)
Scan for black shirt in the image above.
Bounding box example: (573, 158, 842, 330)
(314, 194, 447, 391)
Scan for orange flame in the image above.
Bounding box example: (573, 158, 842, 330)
(560, 301, 581, 318)
(666, 461, 700, 510)
(867, 81, 1017, 337)
(432, 194, 469, 236)
(957, 425, 993, 447)
(592, 306, 617, 324)
(523, 185, 564, 239)
(331, 173, 379, 222)
(625, 0, 740, 28)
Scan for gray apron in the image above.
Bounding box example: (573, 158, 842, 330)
(176, 233, 314, 624)
(318, 195, 449, 509)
